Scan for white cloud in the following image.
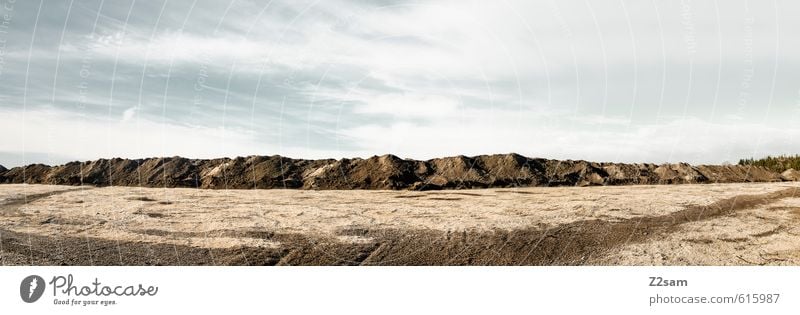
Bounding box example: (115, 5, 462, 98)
(87, 32, 269, 66)
(78, 1, 800, 76)
(0, 108, 342, 163)
(121, 107, 137, 122)
(6, 0, 800, 164)
(340, 109, 800, 164)
(352, 93, 460, 118)
(4, 105, 797, 165)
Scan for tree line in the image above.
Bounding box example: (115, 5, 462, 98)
(738, 155, 800, 172)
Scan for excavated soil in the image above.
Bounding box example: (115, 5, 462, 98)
(0, 154, 786, 190)
(1, 183, 799, 265)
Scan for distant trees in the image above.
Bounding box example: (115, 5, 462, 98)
(738, 155, 800, 172)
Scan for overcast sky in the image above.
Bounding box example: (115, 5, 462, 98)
(0, 0, 798, 167)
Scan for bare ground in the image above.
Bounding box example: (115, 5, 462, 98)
(1, 183, 799, 265)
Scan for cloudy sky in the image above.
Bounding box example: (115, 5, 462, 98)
(0, 0, 798, 167)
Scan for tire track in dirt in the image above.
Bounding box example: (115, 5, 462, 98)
(0, 187, 797, 265)
(335, 187, 800, 265)
(0, 188, 91, 216)
(512, 186, 800, 265)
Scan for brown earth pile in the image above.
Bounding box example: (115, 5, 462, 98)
(781, 169, 800, 181)
(0, 154, 788, 190)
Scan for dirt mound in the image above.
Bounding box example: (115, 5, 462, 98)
(303, 154, 420, 189)
(781, 169, 800, 181)
(0, 154, 785, 190)
(198, 155, 323, 189)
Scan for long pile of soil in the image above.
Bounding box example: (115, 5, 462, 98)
(0, 154, 787, 190)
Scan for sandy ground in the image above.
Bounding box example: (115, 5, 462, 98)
(1, 182, 799, 265)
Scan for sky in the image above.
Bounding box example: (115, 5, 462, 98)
(0, 0, 799, 167)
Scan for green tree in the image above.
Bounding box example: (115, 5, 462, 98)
(738, 155, 800, 172)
